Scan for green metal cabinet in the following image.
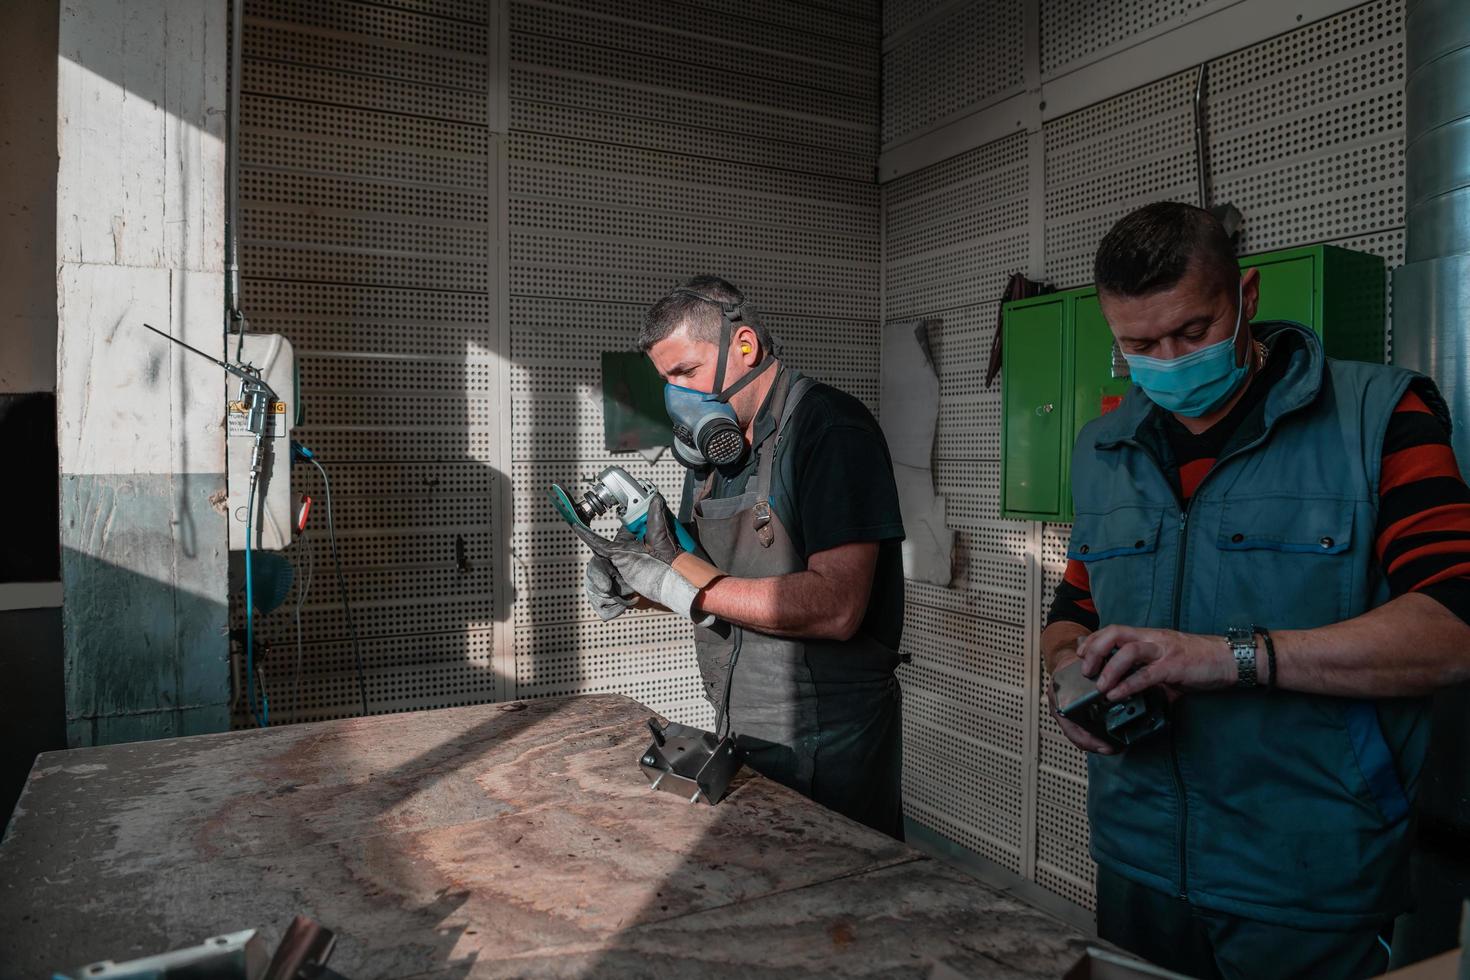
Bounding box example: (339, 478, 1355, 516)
(999, 243, 1386, 521)
(1001, 300, 1066, 518)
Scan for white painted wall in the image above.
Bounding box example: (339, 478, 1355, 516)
(55, 0, 232, 745)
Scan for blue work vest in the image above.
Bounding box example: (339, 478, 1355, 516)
(1068, 322, 1433, 929)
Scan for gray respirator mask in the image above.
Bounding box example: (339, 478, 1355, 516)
(663, 288, 777, 472)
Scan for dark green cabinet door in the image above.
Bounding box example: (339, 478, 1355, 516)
(1002, 300, 1065, 518)
(1072, 294, 1132, 452)
(1242, 252, 1316, 327)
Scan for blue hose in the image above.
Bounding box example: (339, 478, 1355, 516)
(244, 476, 266, 727)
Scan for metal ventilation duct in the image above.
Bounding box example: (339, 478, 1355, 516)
(1395, 0, 1470, 462)
(1404, 0, 1470, 264)
(1391, 0, 1470, 859)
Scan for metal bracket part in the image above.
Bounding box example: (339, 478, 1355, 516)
(1052, 659, 1167, 747)
(61, 915, 340, 980)
(639, 719, 744, 805)
(63, 930, 271, 980)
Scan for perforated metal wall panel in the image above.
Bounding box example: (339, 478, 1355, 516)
(507, 0, 880, 726)
(234, 0, 498, 725)
(233, 0, 880, 730)
(509, 1, 877, 184)
(1206, 0, 1405, 359)
(882, 0, 1026, 149)
(1040, 0, 1236, 77)
(883, 132, 1041, 877)
(1042, 69, 1202, 289)
(887, 135, 1033, 317)
(883, 0, 963, 40)
(1035, 520, 1091, 908)
(882, 0, 1409, 918)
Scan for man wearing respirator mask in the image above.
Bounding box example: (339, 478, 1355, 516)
(574, 275, 908, 838)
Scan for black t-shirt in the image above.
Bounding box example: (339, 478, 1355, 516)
(679, 378, 907, 650)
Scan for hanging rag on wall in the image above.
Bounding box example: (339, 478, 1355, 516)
(880, 319, 954, 587)
(985, 273, 1055, 388)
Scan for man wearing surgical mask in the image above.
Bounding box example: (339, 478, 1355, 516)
(1043, 202, 1470, 978)
(576, 275, 908, 838)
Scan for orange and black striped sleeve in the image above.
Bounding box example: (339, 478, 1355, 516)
(1046, 379, 1470, 631)
(1376, 381, 1470, 622)
(1047, 558, 1099, 631)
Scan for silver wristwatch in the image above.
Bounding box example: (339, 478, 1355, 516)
(1225, 627, 1258, 688)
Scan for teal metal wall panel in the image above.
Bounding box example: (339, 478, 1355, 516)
(61, 474, 230, 747)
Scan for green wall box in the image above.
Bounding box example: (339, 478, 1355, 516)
(999, 243, 1386, 522)
(601, 351, 668, 453)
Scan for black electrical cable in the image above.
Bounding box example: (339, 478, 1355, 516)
(309, 455, 369, 717)
(716, 628, 743, 740)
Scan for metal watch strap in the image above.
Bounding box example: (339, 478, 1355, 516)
(1225, 626, 1258, 688)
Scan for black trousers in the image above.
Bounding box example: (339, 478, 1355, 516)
(1096, 866, 1393, 980)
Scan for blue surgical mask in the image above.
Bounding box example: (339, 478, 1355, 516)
(1123, 281, 1249, 418)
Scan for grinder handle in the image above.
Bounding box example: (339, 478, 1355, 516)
(625, 510, 700, 553)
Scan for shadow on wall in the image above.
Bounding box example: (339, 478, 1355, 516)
(60, 532, 231, 747)
(218, 0, 517, 727)
(222, 440, 515, 727)
(495, 301, 713, 724)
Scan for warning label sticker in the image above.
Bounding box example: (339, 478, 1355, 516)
(227, 400, 287, 438)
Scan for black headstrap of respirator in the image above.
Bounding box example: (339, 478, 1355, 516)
(671, 285, 777, 403)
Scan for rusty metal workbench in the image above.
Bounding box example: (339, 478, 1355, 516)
(0, 694, 1091, 978)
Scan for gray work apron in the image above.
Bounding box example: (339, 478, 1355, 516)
(691, 368, 905, 839)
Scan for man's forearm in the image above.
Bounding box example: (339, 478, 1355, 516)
(1273, 591, 1470, 697)
(696, 571, 859, 641)
(1042, 620, 1091, 674)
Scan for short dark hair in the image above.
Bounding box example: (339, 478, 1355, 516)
(639, 275, 773, 353)
(1094, 202, 1239, 297)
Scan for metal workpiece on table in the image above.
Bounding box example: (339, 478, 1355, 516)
(0, 694, 1092, 978)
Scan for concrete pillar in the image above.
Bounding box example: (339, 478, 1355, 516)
(56, 0, 231, 745)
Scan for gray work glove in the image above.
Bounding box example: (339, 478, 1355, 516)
(585, 530, 640, 622)
(573, 494, 719, 623)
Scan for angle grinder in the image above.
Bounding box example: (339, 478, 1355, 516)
(548, 465, 698, 553)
